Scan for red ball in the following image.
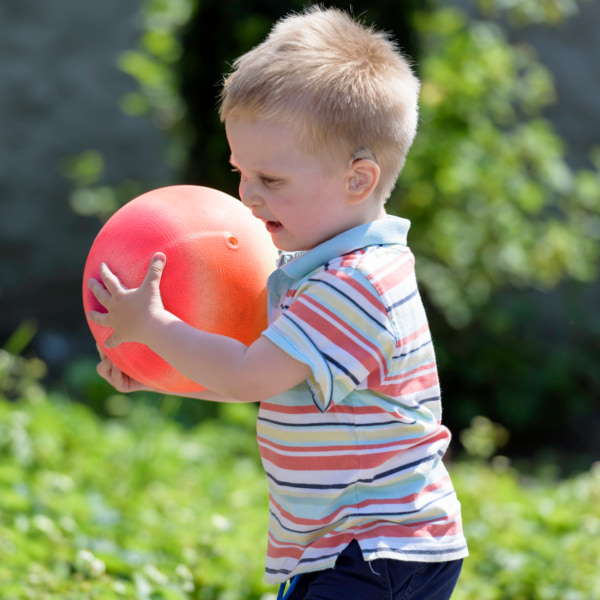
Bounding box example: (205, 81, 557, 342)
(82, 185, 278, 393)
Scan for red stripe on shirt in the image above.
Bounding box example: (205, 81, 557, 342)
(291, 295, 387, 375)
(370, 372, 440, 397)
(367, 253, 414, 291)
(325, 268, 388, 318)
(259, 429, 449, 473)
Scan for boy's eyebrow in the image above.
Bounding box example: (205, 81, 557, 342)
(229, 156, 281, 178)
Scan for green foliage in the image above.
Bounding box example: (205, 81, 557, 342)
(2, 320, 39, 358)
(1, 352, 599, 598)
(453, 462, 600, 599)
(1, 321, 46, 402)
(117, 0, 193, 138)
(63, 1, 195, 222)
(431, 284, 600, 457)
(476, 0, 589, 26)
(460, 416, 510, 460)
(392, 5, 600, 327)
(61, 149, 146, 222)
(0, 360, 270, 599)
(0, 350, 47, 404)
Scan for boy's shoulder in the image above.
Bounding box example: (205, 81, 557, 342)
(301, 243, 417, 310)
(321, 242, 415, 282)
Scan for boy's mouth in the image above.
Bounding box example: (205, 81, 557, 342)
(265, 220, 283, 233)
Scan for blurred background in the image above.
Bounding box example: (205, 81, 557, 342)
(1, 0, 599, 471)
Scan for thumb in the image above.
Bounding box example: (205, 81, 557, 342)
(143, 252, 166, 291)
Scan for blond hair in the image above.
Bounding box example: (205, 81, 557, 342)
(219, 6, 420, 201)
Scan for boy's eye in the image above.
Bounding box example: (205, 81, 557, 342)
(231, 167, 248, 182)
(230, 167, 279, 187)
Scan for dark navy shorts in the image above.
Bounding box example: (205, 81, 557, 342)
(279, 540, 463, 600)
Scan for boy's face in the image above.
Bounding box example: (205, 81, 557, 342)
(226, 118, 368, 252)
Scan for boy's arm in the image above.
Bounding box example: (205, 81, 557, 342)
(87, 253, 311, 403)
(95, 344, 245, 402)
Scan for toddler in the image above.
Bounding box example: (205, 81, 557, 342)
(88, 7, 468, 599)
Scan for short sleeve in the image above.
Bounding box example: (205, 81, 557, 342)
(262, 266, 397, 412)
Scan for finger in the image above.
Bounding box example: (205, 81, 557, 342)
(86, 309, 113, 327)
(96, 355, 113, 380)
(97, 355, 125, 389)
(142, 252, 166, 293)
(99, 262, 128, 294)
(103, 333, 121, 349)
(87, 277, 112, 308)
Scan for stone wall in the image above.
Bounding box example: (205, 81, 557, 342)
(0, 0, 172, 367)
(511, 0, 600, 170)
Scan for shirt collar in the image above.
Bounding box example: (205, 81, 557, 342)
(278, 215, 411, 280)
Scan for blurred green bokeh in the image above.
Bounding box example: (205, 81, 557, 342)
(61, 0, 600, 460)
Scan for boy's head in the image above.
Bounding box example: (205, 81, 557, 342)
(219, 6, 420, 202)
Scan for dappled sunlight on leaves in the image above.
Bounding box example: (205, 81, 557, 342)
(393, 5, 600, 327)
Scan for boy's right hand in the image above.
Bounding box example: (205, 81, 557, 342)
(96, 344, 154, 394)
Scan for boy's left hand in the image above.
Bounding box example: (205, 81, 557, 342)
(87, 252, 167, 349)
(95, 344, 156, 393)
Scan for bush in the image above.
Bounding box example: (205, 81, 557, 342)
(453, 461, 600, 599)
(1, 354, 599, 599)
(0, 358, 270, 599)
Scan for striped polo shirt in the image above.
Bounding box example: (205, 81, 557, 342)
(259, 216, 468, 584)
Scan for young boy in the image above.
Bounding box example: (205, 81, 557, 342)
(88, 6, 468, 599)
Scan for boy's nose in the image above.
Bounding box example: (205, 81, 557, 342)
(239, 182, 262, 208)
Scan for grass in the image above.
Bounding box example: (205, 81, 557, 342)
(1, 351, 599, 599)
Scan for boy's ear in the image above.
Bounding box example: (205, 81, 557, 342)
(346, 159, 381, 204)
